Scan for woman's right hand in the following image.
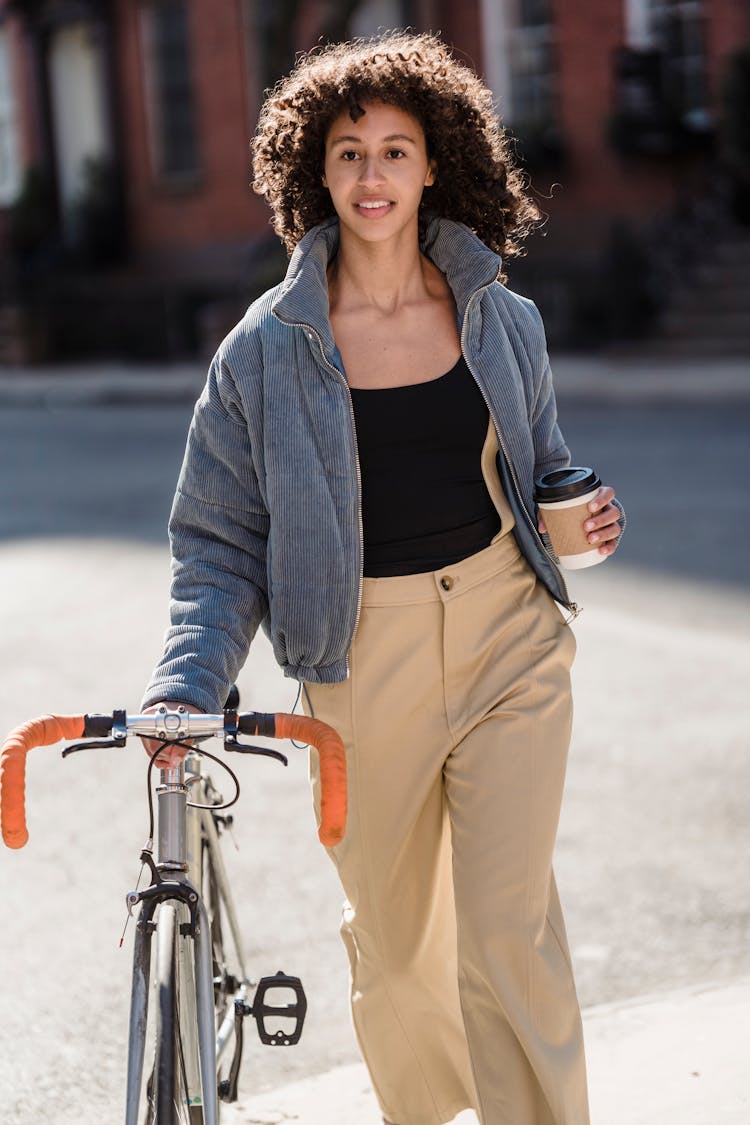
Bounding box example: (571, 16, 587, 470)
(140, 701, 205, 769)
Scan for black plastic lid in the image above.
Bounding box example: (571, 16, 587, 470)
(534, 466, 601, 502)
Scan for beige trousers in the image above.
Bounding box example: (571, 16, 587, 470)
(303, 432, 589, 1125)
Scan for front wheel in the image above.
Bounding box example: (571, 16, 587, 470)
(146, 904, 206, 1124)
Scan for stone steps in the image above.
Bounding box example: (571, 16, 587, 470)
(643, 227, 750, 356)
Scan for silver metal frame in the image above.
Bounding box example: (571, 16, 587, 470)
(124, 748, 249, 1124)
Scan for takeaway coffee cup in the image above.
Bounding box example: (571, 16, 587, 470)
(534, 467, 605, 569)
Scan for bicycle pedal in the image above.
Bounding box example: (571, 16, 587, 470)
(250, 971, 307, 1045)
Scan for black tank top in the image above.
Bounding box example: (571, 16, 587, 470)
(349, 355, 502, 577)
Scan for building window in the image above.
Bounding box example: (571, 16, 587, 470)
(613, 0, 710, 155)
(647, 0, 709, 129)
(350, 0, 408, 38)
(506, 0, 556, 128)
(487, 0, 563, 169)
(625, 0, 709, 127)
(0, 26, 22, 206)
(140, 0, 201, 184)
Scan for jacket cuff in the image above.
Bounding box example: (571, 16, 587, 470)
(612, 496, 627, 538)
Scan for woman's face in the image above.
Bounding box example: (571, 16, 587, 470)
(323, 101, 435, 245)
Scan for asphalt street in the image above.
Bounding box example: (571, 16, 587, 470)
(0, 376, 748, 1124)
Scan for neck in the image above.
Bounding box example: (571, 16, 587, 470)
(328, 220, 432, 315)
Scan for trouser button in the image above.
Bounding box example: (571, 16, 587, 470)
(440, 576, 454, 591)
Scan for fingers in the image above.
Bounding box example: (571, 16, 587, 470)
(584, 506, 620, 540)
(141, 737, 189, 769)
(587, 485, 616, 515)
(584, 486, 621, 556)
(594, 533, 619, 557)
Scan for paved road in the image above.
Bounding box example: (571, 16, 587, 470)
(0, 389, 748, 1123)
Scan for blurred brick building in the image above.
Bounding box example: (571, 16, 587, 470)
(0, 0, 747, 360)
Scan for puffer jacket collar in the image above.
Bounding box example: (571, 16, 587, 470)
(271, 215, 502, 358)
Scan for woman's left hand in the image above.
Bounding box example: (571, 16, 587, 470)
(538, 484, 622, 558)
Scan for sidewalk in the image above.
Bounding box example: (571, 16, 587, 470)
(222, 978, 750, 1124)
(0, 361, 206, 406)
(0, 354, 749, 406)
(550, 354, 750, 402)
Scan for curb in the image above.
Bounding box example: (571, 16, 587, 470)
(220, 978, 750, 1124)
(0, 364, 205, 407)
(1, 356, 749, 407)
(550, 356, 750, 403)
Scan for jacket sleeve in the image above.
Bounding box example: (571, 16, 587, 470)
(527, 302, 627, 537)
(529, 339, 571, 479)
(141, 348, 270, 714)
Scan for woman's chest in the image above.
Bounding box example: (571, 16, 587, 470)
(331, 300, 461, 388)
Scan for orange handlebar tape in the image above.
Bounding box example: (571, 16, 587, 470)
(1, 711, 347, 850)
(1, 715, 85, 849)
(273, 714, 347, 847)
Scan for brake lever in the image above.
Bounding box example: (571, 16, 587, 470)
(223, 736, 288, 766)
(62, 736, 127, 757)
(62, 708, 128, 757)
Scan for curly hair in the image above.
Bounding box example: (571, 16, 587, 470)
(252, 30, 541, 276)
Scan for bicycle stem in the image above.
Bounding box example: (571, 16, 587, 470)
(156, 763, 189, 871)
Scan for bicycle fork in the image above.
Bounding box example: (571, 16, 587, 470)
(122, 759, 308, 1123)
(124, 765, 219, 1125)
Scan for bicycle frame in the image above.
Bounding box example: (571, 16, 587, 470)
(1, 704, 345, 1122)
(124, 750, 247, 1125)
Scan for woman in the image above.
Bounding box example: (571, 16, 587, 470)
(143, 31, 623, 1125)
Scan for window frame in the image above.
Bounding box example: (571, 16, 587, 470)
(138, 0, 202, 190)
(0, 24, 23, 207)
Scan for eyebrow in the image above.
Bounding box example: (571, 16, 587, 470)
(329, 133, 418, 147)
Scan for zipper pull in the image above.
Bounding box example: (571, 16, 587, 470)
(564, 603, 582, 624)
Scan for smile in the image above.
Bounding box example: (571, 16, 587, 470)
(355, 201, 394, 216)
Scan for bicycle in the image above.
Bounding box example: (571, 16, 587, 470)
(0, 696, 346, 1124)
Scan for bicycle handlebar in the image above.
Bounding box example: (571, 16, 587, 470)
(0, 710, 346, 850)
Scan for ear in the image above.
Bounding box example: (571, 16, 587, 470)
(424, 160, 437, 187)
(322, 174, 328, 188)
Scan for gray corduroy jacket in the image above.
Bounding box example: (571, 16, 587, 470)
(143, 216, 620, 713)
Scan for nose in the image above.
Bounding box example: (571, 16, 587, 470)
(358, 155, 385, 187)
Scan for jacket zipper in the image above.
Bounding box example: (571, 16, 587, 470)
(272, 311, 365, 672)
(459, 281, 579, 618)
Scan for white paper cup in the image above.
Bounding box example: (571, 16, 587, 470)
(535, 468, 605, 570)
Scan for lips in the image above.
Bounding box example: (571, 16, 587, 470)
(354, 199, 394, 216)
